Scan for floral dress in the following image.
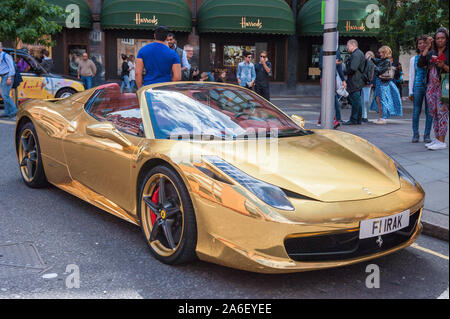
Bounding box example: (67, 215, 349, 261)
(426, 64, 449, 137)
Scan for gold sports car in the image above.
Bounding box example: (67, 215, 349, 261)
(14, 82, 424, 273)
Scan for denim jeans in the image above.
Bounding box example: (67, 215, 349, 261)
(129, 80, 137, 92)
(1, 75, 17, 116)
(412, 88, 433, 138)
(121, 75, 131, 93)
(361, 86, 374, 119)
(334, 94, 341, 121)
(81, 76, 93, 89)
(348, 90, 362, 123)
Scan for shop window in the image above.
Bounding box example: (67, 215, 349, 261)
(223, 45, 255, 67)
(68, 45, 88, 77)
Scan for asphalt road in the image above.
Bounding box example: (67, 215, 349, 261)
(0, 101, 448, 299)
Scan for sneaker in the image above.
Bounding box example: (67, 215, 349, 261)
(374, 118, 387, 125)
(427, 141, 448, 150)
(412, 135, 420, 143)
(425, 139, 437, 147)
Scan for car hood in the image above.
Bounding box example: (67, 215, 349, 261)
(199, 130, 400, 203)
(47, 73, 81, 82)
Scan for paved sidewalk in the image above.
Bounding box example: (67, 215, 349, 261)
(276, 96, 449, 241)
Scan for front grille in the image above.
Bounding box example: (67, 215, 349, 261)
(285, 210, 420, 262)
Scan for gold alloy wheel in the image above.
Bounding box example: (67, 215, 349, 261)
(140, 173, 185, 257)
(18, 129, 38, 182)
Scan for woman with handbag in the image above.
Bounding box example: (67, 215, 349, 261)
(418, 27, 449, 150)
(370, 46, 403, 124)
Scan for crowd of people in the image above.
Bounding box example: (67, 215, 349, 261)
(122, 26, 273, 100)
(321, 28, 448, 151)
(1, 26, 448, 151)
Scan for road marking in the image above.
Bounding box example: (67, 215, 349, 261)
(438, 287, 449, 299)
(410, 243, 449, 261)
(0, 119, 15, 125)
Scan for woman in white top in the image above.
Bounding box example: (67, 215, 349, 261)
(128, 55, 137, 92)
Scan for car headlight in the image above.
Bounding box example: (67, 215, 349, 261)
(203, 156, 295, 211)
(392, 159, 417, 186)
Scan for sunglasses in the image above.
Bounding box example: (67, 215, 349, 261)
(260, 55, 267, 58)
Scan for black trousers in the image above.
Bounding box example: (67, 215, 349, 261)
(255, 85, 270, 101)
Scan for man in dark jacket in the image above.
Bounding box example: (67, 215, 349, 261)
(343, 39, 366, 125)
(40, 49, 53, 73)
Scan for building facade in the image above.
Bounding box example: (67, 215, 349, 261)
(31, 0, 383, 86)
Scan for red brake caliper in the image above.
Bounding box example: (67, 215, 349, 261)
(150, 187, 159, 225)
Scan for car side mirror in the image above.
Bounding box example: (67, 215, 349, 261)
(291, 115, 306, 129)
(86, 123, 132, 148)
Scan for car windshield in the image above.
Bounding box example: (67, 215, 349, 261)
(146, 84, 308, 140)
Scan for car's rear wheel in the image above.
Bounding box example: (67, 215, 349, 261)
(138, 165, 197, 265)
(55, 88, 77, 99)
(17, 122, 48, 188)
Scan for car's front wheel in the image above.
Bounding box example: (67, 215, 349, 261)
(16, 122, 48, 188)
(138, 165, 198, 265)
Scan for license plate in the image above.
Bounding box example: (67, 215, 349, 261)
(359, 210, 410, 239)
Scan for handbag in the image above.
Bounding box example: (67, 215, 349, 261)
(378, 66, 395, 81)
(441, 73, 449, 104)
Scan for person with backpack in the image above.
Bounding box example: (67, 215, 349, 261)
(120, 54, 131, 93)
(361, 51, 376, 123)
(0, 42, 17, 118)
(343, 39, 366, 125)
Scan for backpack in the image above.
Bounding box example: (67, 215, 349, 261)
(361, 59, 375, 85)
(13, 64, 23, 89)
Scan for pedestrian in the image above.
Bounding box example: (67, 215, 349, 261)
(361, 51, 376, 123)
(370, 46, 403, 124)
(0, 42, 17, 119)
(181, 44, 200, 81)
(17, 56, 30, 73)
(40, 49, 53, 73)
(343, 39, 366, 125)
(77, 52, 96, 89)
(216, 70, 227, 83)
(167, 33, 184, 65)
(199, 72, 211, 82)
(409, 35, 433, 143)
(91, 56, 103, 87)
(418, 27, 449, 150)
(254, 51, 272, 101)
(120, 54, 131, 93)
(136, 26, 181, 87)
(392, 60, 404, 97)
(128, 55, 137, 92)
(237, 50, 255, 90)
(318, 47, 347, 128)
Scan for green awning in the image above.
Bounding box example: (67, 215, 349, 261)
(101, 0, 192, 31)
(46, 0, 93, 29)
(298, 0, 380, 37)
(198, 0, 295, 35)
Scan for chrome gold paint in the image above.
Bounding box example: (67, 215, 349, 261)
(14, 82, 426, 273)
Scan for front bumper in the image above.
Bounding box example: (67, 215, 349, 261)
(192, 179, 424, 274)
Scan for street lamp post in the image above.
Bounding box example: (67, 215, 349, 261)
(320, 0, 339, 129)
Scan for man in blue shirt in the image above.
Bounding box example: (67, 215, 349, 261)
(0, 42, 17, 118)
(237, 51, 256, 89)
(136, 26, 181, 87)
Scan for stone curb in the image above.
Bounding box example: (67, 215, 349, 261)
(422, 221, 449, 242)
